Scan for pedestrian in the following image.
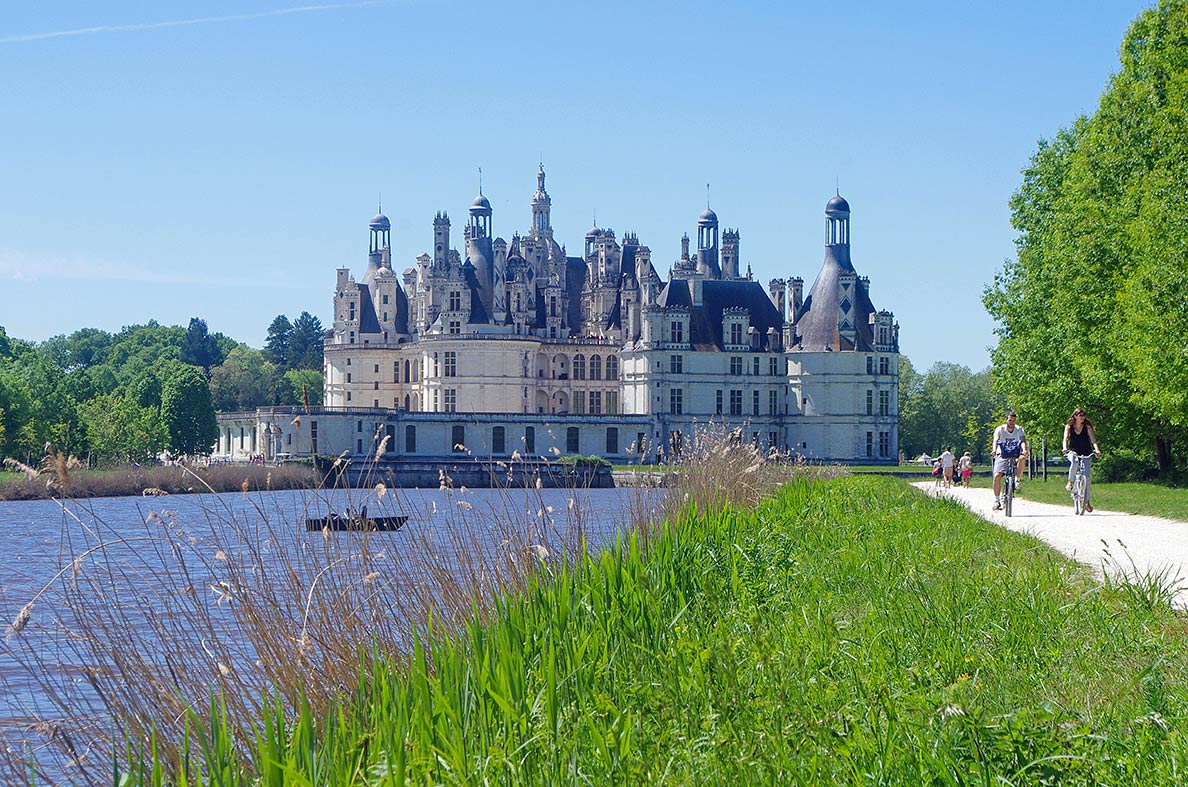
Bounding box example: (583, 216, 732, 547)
(958, 451, 973, 488)
(939, 446, 955, 488)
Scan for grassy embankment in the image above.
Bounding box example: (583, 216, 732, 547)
(97, 471, 1188, 784)
(0, 461, 318, 500)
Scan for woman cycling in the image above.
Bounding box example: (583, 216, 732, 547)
(1062, 407, 1101, 512)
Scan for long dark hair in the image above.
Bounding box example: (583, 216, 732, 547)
(1066, 407, 1094, 429)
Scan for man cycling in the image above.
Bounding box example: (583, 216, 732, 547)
(991, 410, 1028, 511)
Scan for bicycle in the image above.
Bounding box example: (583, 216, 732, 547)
(998, 457, 1017, 517)
(1068, 453, 1093, 515)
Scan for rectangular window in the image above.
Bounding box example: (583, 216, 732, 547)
(880, 390, 890, 416)
(671, 321, 684, 344)
(574, 390, 587, 414)
(524, 426, 536, 454)
(346, 391, 352, 401)
(373, 381, 379, 390)
(590, 391, 602, 415)
(449, 320, 461, 335)
(879, 356, 890, 375)
(752, 390, 760, 416)
(444, 351, 457, 377)
(729, 390, 743, 416)
(866, 390, 874, 415)
(357, 420, 363, 432)
(730, 356, 743, 376)
(769, 390, 778, 415)
(347, 372, 352, 383)
(492, 426, 505, 454)
(452, 425, 466, 452)
(769, 431, 778, 448)
(769, 357, 778, 376)
(432, 353, 439, 377)
(716, 390, 723, 415)
(357, 438, 363, 454)
(752, 357, 760, 376)
(449, 291, 461, 311)
(566, 427, 580, 454)
(866, 431, 874, 457)
(605, 391, 618, 415)
(879, 431, 890, 457)
(311, 420, 318, 455)
(670, 388, 683, 415)
(866, 355, 874, 374)
(606, 427, 619, 455)
(669, 354, 683, 374)
(382, 294, 389, 304)
(590, 356, 602, 380)
(731, 323, 743, 345)
(433, 390, 439, 412)
(444, 388, 456, 413)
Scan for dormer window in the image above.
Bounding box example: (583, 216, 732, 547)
(449, 291, 462, 311)
(730, 323, 743, 345)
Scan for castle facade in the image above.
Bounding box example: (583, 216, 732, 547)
(215, 168, 899, 464)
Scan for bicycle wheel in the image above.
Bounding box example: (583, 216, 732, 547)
(1003, 476, 1013, 517)
(1073, 475, 1086, 515)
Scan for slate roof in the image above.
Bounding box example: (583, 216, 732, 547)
(792, 243, 877, 351)
(355, 284, 382, 334)
(655, 278, 784, 351)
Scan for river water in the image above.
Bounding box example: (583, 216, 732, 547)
(0, 484, 655, 784)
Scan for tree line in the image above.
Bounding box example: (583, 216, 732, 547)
(984, 0, 1188, 478)
(0, 312, 324, 465)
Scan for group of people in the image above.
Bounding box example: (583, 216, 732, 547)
(988, 407, 1102, 512)
(927, 407, 1103, 512)
(932, 448, 973, 489)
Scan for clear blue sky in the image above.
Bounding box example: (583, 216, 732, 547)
(0, 1, 1146, 372)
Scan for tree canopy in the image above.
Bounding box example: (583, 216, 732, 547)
(984, 0, 1188, 472)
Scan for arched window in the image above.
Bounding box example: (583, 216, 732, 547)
(605, 356, 619, 381)
(403, 359, 410, 383)
(590, 355, 602, 381)
(573, 354, 586, 380)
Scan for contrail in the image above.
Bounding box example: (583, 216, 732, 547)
(0, 1, 385, 44)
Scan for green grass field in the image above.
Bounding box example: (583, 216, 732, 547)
(114, 475, 1188, 785)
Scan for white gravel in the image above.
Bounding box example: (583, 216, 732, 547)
(911, 481, 1188, 608)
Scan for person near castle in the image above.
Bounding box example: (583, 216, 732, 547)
(958, 450, 973, 488)
(939, 446, 955, 488)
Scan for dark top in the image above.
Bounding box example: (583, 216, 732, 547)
(1068, 424, 1093, 455)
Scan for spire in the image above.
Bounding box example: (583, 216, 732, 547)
(706, 182, 711, 209)
(478, 166, 483, 196)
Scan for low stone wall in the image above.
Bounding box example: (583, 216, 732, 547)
(338, 458, 614, 489)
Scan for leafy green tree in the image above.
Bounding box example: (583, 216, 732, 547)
(209, 346, 278, 411)
(180, 318, 224, 375)
(984, 0, 1188, 473)
(41, 328, 113, 371)
(0, 326, 14, 360)
(161, 365, 218, 455)
(898, 359, 1001, 462)
(130, 370, 163, 410)
(0, 352, 83, 457)
(264, 315, 293, 367)
(80, 394, 166, 464)
(281, 368, 324, 407)
(288, 312, 325, 371)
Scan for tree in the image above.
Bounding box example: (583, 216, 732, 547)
(180, 318, 224, 375)
(281, 368, 324, 407)
(264, 315, 293, 367)
(898, 359, 1001, 462)
(80, 394, 166, 464)
(288, 312, 325, 371)
(209, 346, 278, 411)
(130, 370, 162, 410)
(161, 365, 218, 455)
(984, 0, 1188, 473)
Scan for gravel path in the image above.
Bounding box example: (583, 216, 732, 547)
(912, 481, 1188, 608)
